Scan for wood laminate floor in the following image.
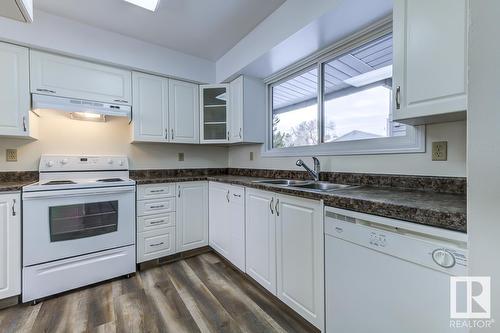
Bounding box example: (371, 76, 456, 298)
(0, 252, 317, 333)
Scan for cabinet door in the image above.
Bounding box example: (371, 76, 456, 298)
(245, 188, 276, 294)
(276, 195, 323, 329)
(30, 50, 132, 105)
(229, 76, 243, 143)
(0, 42, 30, 137)
(208, 182, 231, 258)
(132, 72, 169, 142)
(177, 182, 208, 252)
(228, 185, 245, 271)
(0, 193, 21, 300)
(200, 84, 229, 143)
(393, 0, 467, 124)
(169, 79, 199, 143)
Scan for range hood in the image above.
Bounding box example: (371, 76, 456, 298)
(32, 94, 131, 121)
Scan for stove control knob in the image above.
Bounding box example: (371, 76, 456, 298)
(119, 160, 124, 166)
(60, 158, 69, 165)
(108, 159, 114, 165)
(46, 160, 54, 168)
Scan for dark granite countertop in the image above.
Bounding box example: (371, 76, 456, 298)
(133, 174, 467, 233)
(0, 180, 34, 192)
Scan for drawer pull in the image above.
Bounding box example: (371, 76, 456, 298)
(36, 88, 56, 94)
(150, 242, 164, 247)
(150, 189, 165, 193)
(150, 220, 165, 225)
(150, 205, 165, 209)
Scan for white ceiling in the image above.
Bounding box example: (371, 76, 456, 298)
(34, 0, 285, 61)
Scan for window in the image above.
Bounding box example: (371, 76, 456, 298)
(266, 31, 424, 156)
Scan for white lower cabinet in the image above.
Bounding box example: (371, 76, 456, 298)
(137, 227, 176, 261)
(0, 193, 21, 300)
(245, 188, 324, 330)
(208, 182, 245, 271)
(276, 195, 324, 330)
(176, 182, 209, 252)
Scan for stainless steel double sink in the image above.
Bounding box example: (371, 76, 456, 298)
(252, 179, 355, 192)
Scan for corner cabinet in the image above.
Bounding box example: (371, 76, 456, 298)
(208, 182, 245, 271)
(132, 73, 199, 143)
(200, 84, 230, 143)
(201, 75, 266, 144)
(245, 188, 324, 330)
(0, 42, 38, 139)
(392, 0, 468, 125)
(176, 182, 209, 252)
(0, 193, 21, 301)
(30, 51, 132, 105)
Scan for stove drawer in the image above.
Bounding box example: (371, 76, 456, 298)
(137, 184, 176, 200)
(137, 227, 176, 262)
(137, 197, 175, 216)
(137, 212, 175, 232)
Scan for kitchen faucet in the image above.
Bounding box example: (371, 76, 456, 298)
(296, 157, 320, 182)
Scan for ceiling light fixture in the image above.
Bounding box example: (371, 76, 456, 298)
(123, 0, 160, 12)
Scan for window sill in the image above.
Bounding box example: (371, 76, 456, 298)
(263, 126, 426, 157)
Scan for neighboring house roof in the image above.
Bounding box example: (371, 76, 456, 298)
(333, 130, 383, 142)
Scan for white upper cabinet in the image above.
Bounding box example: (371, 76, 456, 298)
(132, 72, 169, 143)
(200, 84, 229, 143)
(229, 76, 266, 144)
(393, 0, 468, 125)
(276, 194, 324, 330)
(176, 182, 208, 252)
(169, 79, 199, 144)
(30, 51, 132, 105)
(0, 193, 21, 300)
(0, 42, 37, 139)
(0, 0, 33, 23)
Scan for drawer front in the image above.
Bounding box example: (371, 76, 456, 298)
(137, 212, 175, 232)
(137, 183, 176, 200)
(137, 227, 176, 262)
(137, 197, 175, 216)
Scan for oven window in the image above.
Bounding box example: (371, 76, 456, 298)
(49, 201, 118, 242)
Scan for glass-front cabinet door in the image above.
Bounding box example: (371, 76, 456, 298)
(200, 84, 229, 143)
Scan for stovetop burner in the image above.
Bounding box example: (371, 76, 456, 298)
(42, 180, 77, 185)
(97, 178, 124, 182)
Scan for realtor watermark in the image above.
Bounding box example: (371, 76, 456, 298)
(450, 276, 494, 329)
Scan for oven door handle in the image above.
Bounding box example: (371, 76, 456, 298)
(23, 186, 135, 199)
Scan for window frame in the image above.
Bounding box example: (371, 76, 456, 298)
(263, 20, 425, 158)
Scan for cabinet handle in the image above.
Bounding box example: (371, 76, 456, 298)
(114, 99, 128, 103)
(22, 116, 26, 132)
(239, 128, 242, 139)
(171, 129, 174, 140)
(269, 197, 274, 214)
(227, 131, 230, 141)
(36, 88, 56, 94)
(11, 199, 16, 216)
(275, 198, 280, 216)
(150, 189, 164, 193)
(165, 129, 168, 140)
(150, 220, 165, 225)
(150, 205, 165, 209)
(233, 193, 241, 198)
(150, 242, 164, 247)
(395, 86, 401, 110)
(178, 185, 181, 198)
(226, 190, 230, 203)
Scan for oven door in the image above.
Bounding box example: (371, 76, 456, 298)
(23, 186, 135, 266)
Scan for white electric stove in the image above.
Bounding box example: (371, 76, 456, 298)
(22, 155, 136, 303)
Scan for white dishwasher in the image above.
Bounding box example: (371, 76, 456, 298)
(325, 207, 468, 333)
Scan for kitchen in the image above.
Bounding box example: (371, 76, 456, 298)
(0, 0, 497, 332)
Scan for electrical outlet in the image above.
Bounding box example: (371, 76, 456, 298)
(6, 149, 17, 162)
(178, 152, 184, 161)
(432, 141, 448, 161)
(249, 151, 254, 161)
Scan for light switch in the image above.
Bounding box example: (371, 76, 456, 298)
(250, 151, 254, 161)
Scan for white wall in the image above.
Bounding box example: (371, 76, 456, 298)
(229, 121, 466, 177)
(468, 0, 500, 330)
(0, 10, 214, 83)
(0, 110, 228, 171)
